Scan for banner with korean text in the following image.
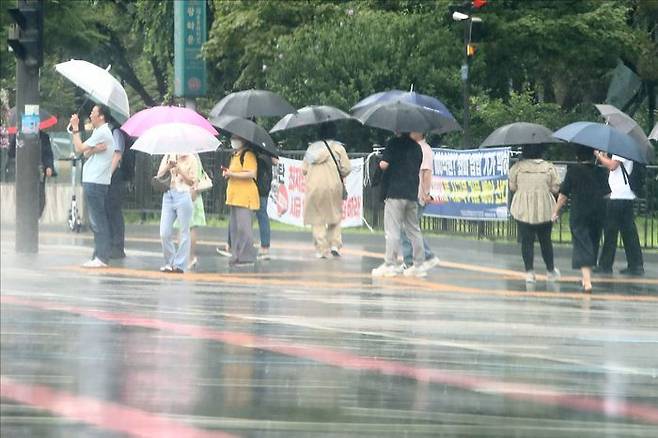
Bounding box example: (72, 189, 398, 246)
(424, 147, 510, 220)
(266, 157, 364, 227)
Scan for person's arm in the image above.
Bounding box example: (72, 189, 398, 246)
(551, 193, 568, 222)
(548, 165, 560, 194)
(40, 133, 55, 177)
(595, 151, 620, 171)
(111, 151, 122, 174)
(508, 163, 518, 192)
(420, 168, 432, 202)
(223, 151, 257, 179)
(70, 114, 106, 155)
(337, 145, 351, 178)
(157, 155, 174, 177)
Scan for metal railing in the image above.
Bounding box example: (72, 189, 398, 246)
(123, 151, 658, 249)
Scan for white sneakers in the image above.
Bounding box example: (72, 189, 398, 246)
(371, 263, 403, 277)
(403, 265, 427, 277)
(81, 258, 108, 268)
(546, 268, 561, 282)
(421, 256, 440, 271)
(525, 271, 536, 283)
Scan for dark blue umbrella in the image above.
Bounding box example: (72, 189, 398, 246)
(552, 122, 648, 164)
(351, 90, 460, 133)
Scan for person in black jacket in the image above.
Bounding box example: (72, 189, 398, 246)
(371, 133, 426, 278)
(9, 131, 57, 218)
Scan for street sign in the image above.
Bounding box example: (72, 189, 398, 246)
(174, 0, 207, 97)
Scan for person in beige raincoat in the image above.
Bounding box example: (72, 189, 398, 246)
(302, 123, 351, 258)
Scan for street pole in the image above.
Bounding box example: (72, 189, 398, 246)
(461, 17, 471, 149)
(11, 0, 43, 253)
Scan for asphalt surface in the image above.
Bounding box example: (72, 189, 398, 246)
(1, 224, 657, 437)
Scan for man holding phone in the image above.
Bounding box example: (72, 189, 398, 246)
(70, 104, 114, 268)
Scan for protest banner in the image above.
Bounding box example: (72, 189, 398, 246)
(267, 157, 364, 227)
(424, 147, 510, 220)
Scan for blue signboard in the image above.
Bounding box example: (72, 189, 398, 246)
(174, 0, 207, 97)
(424, 147, 511, 221)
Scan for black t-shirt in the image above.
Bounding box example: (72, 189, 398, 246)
(381, 135, 422, 201)
(560, 162, 609, 223)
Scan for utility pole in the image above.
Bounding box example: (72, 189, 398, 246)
(8, 0, 44, 253)
(461, 18, 472, 149)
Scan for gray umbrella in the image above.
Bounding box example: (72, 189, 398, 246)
(595, 104, 654, 162)
(650, 123, 658, 141)
(479, 122, 559, 148)
(209, 89, 295, 119)
(269, 105, 353, 133)
(208, 115, 279, 157)
(354, 101, 455, 134)
(553, 122, 648, 164)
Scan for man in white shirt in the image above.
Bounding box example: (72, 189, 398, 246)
(594, 151, 644, 275)
(70, 104, 115, 268)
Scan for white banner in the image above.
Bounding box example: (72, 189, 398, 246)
(267, 157, 364, 228)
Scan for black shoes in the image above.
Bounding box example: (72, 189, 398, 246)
(620, 267, 645, 276)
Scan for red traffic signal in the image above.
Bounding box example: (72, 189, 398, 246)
(472, 0, 488, 9)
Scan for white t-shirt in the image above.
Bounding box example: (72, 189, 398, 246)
(608, 155, 636, 200)
(82, 123, 114, 185)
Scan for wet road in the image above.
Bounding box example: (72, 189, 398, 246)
(1, 226, 658, 437)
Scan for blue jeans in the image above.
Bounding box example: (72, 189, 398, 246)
(83, 182, 111, 263)
(255, 196, 271, 248)
(160, 190, 193, 270)
(401, 202, 434, 266)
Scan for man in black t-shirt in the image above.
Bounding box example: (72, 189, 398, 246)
(371, 133, 426, 277)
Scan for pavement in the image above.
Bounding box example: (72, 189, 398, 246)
(1, 224, 658, 437)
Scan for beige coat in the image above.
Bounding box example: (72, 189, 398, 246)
(509, 159, 559, 224)
(303, 140, 351, 225)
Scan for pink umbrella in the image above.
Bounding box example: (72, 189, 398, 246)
(121, 106, 219, 137)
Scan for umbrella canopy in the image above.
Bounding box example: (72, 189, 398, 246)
(209, 89, 295, 119)
(7, 106, 57, 134)
(553, 122, 648, 164)
(595, 104, 654, 162)
(208, 115, 279, 157)
(269, 105, 353, 133)
(354, 101, 455, 134)
(480, 122, 559, 148)
(351, 89, 460, 132)
(131, 123, 220, 155)
(650, 123, 658, 141)
(55, 59, 130, 123)
(121, 106, 218, 137)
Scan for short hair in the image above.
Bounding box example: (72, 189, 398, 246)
(95, 104, 111, 120)
(521, 144, 543, 159)
(575, 145, 594, 162)
(318, 122, 336, 139)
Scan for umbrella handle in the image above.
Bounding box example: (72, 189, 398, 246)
(67, 97, 90, 135)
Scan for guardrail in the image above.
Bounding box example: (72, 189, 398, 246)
(123, 150, 657, 249)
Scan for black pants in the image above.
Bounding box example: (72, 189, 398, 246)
(517, 221, 554, 272)
(598, 199, 644, 270)
(106, 173, 126, 255)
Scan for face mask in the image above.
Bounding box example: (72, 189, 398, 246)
(230, 139, 243, 150)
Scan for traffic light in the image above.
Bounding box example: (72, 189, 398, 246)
(472, 0, 488, 10)
(466, 43, 478, 57)
(7, 0, 44, 68)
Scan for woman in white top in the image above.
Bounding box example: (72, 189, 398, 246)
(156, 153, 197, 273)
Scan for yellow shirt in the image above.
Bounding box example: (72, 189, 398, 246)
(226, 149, 260, 210)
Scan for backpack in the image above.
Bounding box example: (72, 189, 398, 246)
(620, 161, 646, 198)
(238, 149, 273, 196)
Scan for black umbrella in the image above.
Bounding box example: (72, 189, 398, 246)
(209, 89, 295, 119)
(480, 122, 559, 148)
(553, 122, 648, 164)
(208, 115, 279, 157)
(354, 101, 454, 134)
(269, 105, 353, 133)
(7, 106, 58, 134)
(595, 104, 654, 163)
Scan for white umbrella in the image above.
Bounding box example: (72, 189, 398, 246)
(131, 123, 220, 155)
(55, 59, 130, 123)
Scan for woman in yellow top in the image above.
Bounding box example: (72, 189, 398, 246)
(222, 135, 259, 266)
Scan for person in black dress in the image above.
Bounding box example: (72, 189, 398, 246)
(552, 146, 609, 292)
